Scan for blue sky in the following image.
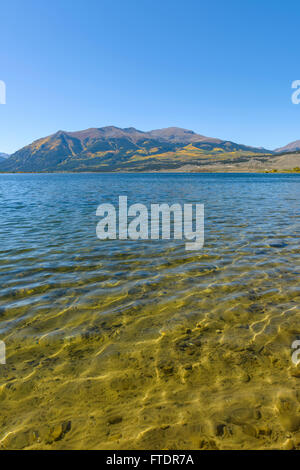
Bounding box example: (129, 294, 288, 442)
(0, 0, 300, 154)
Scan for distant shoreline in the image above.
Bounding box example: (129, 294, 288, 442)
(0, 168, 300, 175)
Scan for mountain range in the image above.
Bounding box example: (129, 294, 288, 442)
(0, 126, 299, 172)
(0, 153, 9, 162)
(274, 140, 300, 154)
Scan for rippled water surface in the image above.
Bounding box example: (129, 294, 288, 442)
(0, 173, 300, 449)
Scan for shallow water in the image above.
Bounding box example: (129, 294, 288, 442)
(0, 173, 300, 450)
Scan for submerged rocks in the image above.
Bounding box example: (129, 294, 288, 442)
(158, 361, 175, 376)
(108, 415, 123, 425)
(242, 424, 258, 438)
(46, 421, 71, 443)
(290, 366, 300, 378)
(282, 438, 295, 450)
(278, 414, 300, 433)
(229, 407, 261, 426)
(199, 438, 219, 450)
(215, 423, 227, 437)
(275, 394, 300, 433)
(0, 430, 32, 450)
(175, 334, 201, 356)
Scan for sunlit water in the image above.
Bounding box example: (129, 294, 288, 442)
(0, 173, 300, 450)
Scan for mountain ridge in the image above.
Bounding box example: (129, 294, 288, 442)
(0, 153, 9, 162)
(275, 140, 300, 154)
(0, 126, 295, 173)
